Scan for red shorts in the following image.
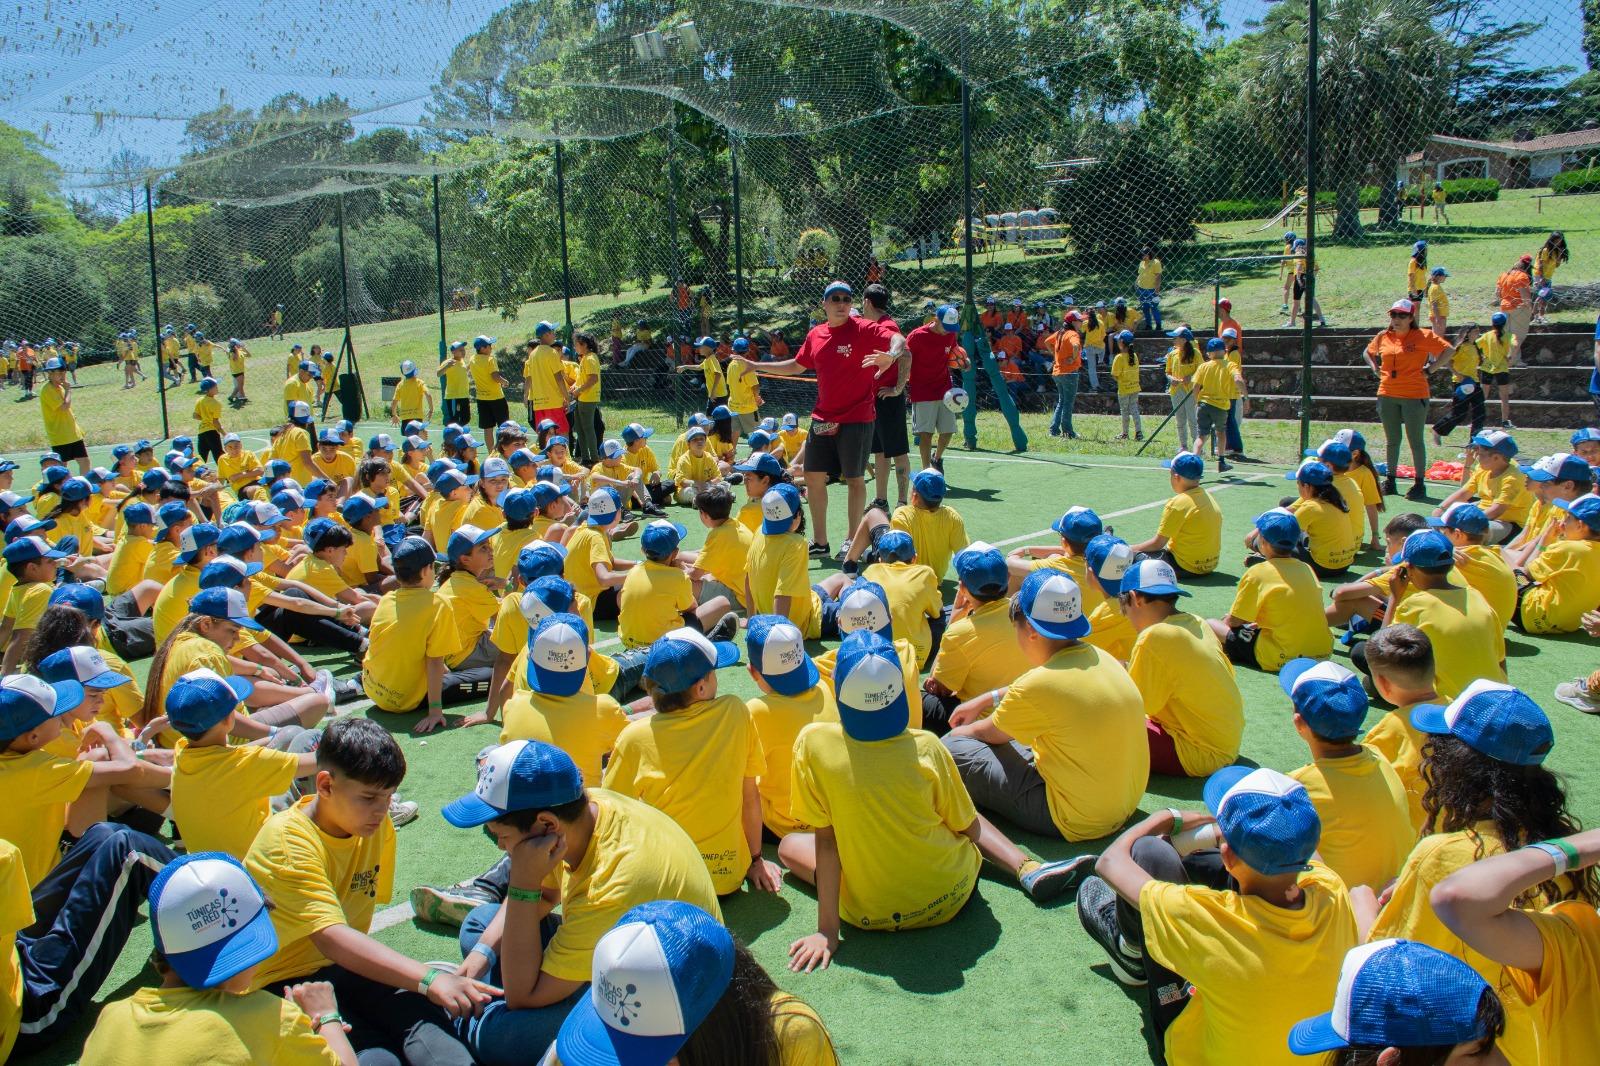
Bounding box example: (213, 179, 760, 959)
(1145, 718, 1186, 777)
(534, 407, 570, 434)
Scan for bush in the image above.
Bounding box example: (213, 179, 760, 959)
(1550, 167, 1600, 195)
(1053, 125, 1197, 258)
(1441, 177, 1500, 203)
(158, 282, 224, 332)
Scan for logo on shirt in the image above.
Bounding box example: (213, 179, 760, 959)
(833, 344, 853, 358)
(597, 974, 644, 1027)
(186, 889, 241, 933)
(350, 863, 382, 899)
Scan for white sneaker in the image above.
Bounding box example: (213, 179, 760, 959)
(1554, 680, 1600, 715)
(311, 669, 335, 702)
(389, 797, 420, 827)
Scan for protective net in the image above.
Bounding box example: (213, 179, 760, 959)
(1, 0, 1594, 455)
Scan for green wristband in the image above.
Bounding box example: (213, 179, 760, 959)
(508, 886, 542, 904)
(417, 968, 440, 996)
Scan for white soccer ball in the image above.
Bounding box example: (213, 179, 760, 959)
(943, 387, 970, 414)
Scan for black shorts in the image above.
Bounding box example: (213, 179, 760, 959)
(53, 439, 88, 462)
(1480, 371, 1510, 387)
(477, 397, 510, 431)
(804, 419, 874, 480)
(871, 394, 910, 459)
(442, 397, 471, 426)
(1221, 623, 1262, 668)
(1196, 403, 1227, 438)
(1292, 275, 1308, 300)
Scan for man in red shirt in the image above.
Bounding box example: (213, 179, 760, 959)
(740, 280, 902, 555)
(906, 305, 964, 470)
(861, 283, 910, 514)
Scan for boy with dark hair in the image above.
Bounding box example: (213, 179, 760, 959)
(1433, 430, 1531, 545)
(441, 739, 721, 1064)
(1360, 623, 1439, 832)
(1323, 510, 1430, 632)
(1209, 509, 1332, 671)
(921, 543, 1029, 735)
(1005, 506, 1105, 607)
(1426, 502, 1518, 627)
(1129, 451, 1221, 578)
(860, 530, 943, 667)
(680, 481, 752, 610)
(617, 520, 735, 649)
(246, 716, 494, 1065)
(887, 468, 968, 580)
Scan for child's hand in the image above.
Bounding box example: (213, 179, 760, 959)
(509, 832, 566, 887)
(423, 971, 501, 1019)
(288, 981, 342, 1023)
(1583, 610, 1600, 638)
(413, 712, 447, 735)
(458, 710, 494, 729)
(788, 931, 837, 973)
(747, 857, 783, 894)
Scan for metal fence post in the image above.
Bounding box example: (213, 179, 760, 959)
(730, 128, 745, 332)
(144, 182, 170, 439)
(555, 136, 574, 342)
(1299, 0, 1319, 456)
(433, 173, 447, 363)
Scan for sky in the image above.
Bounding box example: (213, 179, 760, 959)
(0, 0, 1588, 200)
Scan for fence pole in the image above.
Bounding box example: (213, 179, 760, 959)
(729, 128, 745, 332)
(1213, 275, 1221, 333)
(555, 137, 574, 341)
(1299, 0, 1319, 456)
(433, 173, 447, 363)
(959, 22, 974, 310)
(144, 182, 170, 439)
(667, 123, 681, 324)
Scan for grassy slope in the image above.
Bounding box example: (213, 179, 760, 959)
(23, 433, 1600, 1066)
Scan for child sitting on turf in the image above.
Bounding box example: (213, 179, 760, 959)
(880, 469, 968, 581)
(1502, 452, 1590, 569)
(1211, 508, 1333, 671)
(309, 429, 356, 497)
(1078, 767, 1357, 1065)
(336, 493, 391, 593)
(435, 521, 505, 671)
(860, 530, 943, 667)
(461, 457, 510, 530)
(1279, 658, 1412, 893)
(1307, 438, 1367, 549)
(921, 543, 1030, 736)
(618, 519, 736, 649)
(527, 481, 579, 547)
(733, 449, 783, 533)
(151, 522, 222, 646)
(167, 667, 319, 858)
(782, 631, 1091, 973)
(744, 615, 837, 838)
(77, 852, 361, 1066)
(0, 535, 72, 674)
(1359, 624, 1437, 833)
(285, 518, 378, 634)
(244, 717, 493, 1063)
(426, 467, 475, 551)
(1359, 682, 1585, 1066)
(1122, 558, 1243, 778)
(670, 426, 724, 506)
(489, 487, 540, 580)
(1275, 458, 1357, 577)
(679, 482, 752, 610)
(1367, 530, 1504, 700)
(1434, 430, 1531, 545)
(603, 627, 780, 896)
(35, 587, 146, 735)
(588, 440, 658, 517)
(1514, 494, 1600, 634)
(943, 567, 1148, 841)
(1081, 534, 1136, 661)
(745, 483, 835, 640)
(563, 486, 635, 620)
(1005, 505, 1106, 608)
(1330, 427, 1386, 551)
(494, 613, 627, 783)
(1426, 502, 1518, 627)
(1324, 511, 1429, 633)
(1129, 451, 1221, 578)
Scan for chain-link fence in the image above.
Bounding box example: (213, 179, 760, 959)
(2, 0, 1596, 457)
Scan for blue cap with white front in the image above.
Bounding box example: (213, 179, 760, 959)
(1, 535, 66, 567)
(643, 627, 740, 695)
(188, 587, 264, 631)
(499, 488, 540, 524)
(1202, 766, 1321, 875)
(745, 615, 819, 697)
(555, 900, 734, 1066)
(1288, 940, 1496, 1055)
(47, 583, 105, 621)
(148, 852, 279, 990)
(1280, 659, 1369, 739)
(911, 468, 946, 504)
(173, 522, 220, 565)
(1520, 452, 1591, 483)
(0, 674, 85, 742)
(165, 667, 254, 735)
(1570, 427, 1600, 447)
(640, 520, 686, 561)
(517, 541, 568, 584)
(710, 404, 732, 422)
(1084, 534, 1133, 597)
(141, 467, 172, 489)
(1051, 505, 1103, 545)
(1254, 508, 1303, 553)
(1285, 457, 1333, 486)
(480, 457, 511, 480)
(340, 494, 382, 527)
(38, 646, 130, 691)
(835, 580, 893, 638)
(875, 530, 915, 563)
(733, 452, 783, 479)
(1426, 502, 1489, 536)
(1015, 567, 1091, 640)
(1307, 439, 1353, 469)
(760, 483, 802, 535)
(198, 555, 261, 590)
(1469, 429, 1518, 459)
(833, 631, 909, 742)
(1394, 529, 1454, 569)
(621, 422, 654, 444)
(1411, 680, 1553, 766)
(1121, 557, 1189, 599)
(1162, 450, 1205, 481)
(1554, 494, 1600, 533)
(443, 522, 500, 564)
(444, 739, 586, 827)
(587, 487, 623, 526)
(526, 613, 591, 697)
(953, 542, 1007, 596)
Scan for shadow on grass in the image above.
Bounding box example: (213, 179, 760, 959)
(721, 882, 797, 941)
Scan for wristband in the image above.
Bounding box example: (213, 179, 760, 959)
(508, 885, 542, 904)
(267, 726, 280, 742)
(470, 941, 498, 966)
(989, 688, 1002, 707)
(1526, 841, 1571, 877)
(1166, 808, 1184, 836)
(313, 1011, 344, 1030)
(417, 968, 440, 996)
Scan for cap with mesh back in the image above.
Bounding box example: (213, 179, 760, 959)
(1201, 766, 1321, 874)
(1410, 680, 1553, 766)
(1288, 940, 1494, 1054)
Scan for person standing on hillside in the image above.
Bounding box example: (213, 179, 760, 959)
(522, 322, 572, 434)
(1496, 255, 1534, 354)
(469, 335, 509, 434)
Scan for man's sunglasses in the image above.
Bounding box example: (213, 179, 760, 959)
(826, 294, 853, 304)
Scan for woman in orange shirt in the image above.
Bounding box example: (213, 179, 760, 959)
(1364, 297, 1456, 501)
(1047, 317, 1084, 439)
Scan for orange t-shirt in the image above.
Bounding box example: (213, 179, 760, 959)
(980, 309, 1003, 331)
(1006, 310, 1030, 332)
(1367, 328, 1450, 400)
(769, 337, 790, 360)
(995, 334, 1023, 359)
(676, 282, 691, 311)
(1047, 330, 1082, 375)
(1497, 270, 1529, 310)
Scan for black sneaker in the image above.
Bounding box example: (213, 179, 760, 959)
(1405, 482, 1430, 502)
(1076, 876, 1146, 986)
(1019, 855, 1096, 904)
(1384, 477, 1399, 497)
(931, 456, 944, 472)
(869, 497, 889, 514)
(1217, 459, 1232, 474)
(706, 612, 739, 642)
(641, 503, 668, 518)
(808, 541, 831, 558)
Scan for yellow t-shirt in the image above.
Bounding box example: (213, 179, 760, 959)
(48, 509, 105, 559)
(1451, 542, 1518, 627)
(1392, 585, 1505, 699)
(1127, 612, 1243, 776)
(888, 503, 969, 580)
(439, 358, 470, 400)
(523, 344, 566, 409)
(1477, 331, 1516, 375)
(469, 350, 504, 401)
(602, 694, 763, 894)
(928, 597, 1030, 702)
(747, 531, 820, 638)
(0, 749, 93, 889)
(274, 426, 317, 486)
(1465, 466, 1533, 527)
(500, 690, 628, 787)
(1136, 258, 1163, 289)
(1450, 338, 1482, 382)
(283, 375, 315, 407)
(1163, 346, 1200, 396)
(2, 580, 51, 636)
(736, 498, 763, 536)
(95, 639, 145, 733)
(1155, 487, 1221, 575)
(618, 560, 695, 648)
(777, 428, 808, 461)
(698, 354, 728, 398)
(1083, 599, 1136, 661)
(152, 566, 204, 647)
(692, 521, 752, 606)
(1369, 824, 1542, 1066)
(769, 991, 840, 1066)
(244, 798, 397, 990)
(391, 376, 431, 421)
(1331, 473, 1365, 542)
(1111, 352, 1142, 395)
(1363, 704, 1429, 834)
(790, 723, 981, 930)
(285, 555, 349, 601)
(39, 382, 83, 446)
(726, 360, 760, 414)
(460, 493, 505, 533)
(491, 526, 542, 583)
(362, 587, 465, 711)
(1227, 558, 1334, 670)
(1426, 281, 1450, 319)
(194, 341, 215, 368)
(1142, 861, 1357, 1066)
(563, 526, 615, 603)
(991, 642, 1148, 840)
(1288, 496, 1357, 571)
(1190, 358, 1237, 410)
(540, 790, 722, 982)
(1288, 751, 1414, 891)
(79, 986, 341, 1066)
(426, 496, 468, 551)
(193, 394, 224, 434)
(748, 685, 839, 837)
(436, 570, 500, 665)
(1519, 539, 1600, 634)
(310, 450, 355, 487)
(1030, 551, 1105, 616)
(1505, 901, 1600, 1066)
(0, 841, 34, 1062)
(217, 450, 260, 489)
(172, 741, 300, 859)
(575, 352, 602, 403)
(671, 450, 720, 486)
(337, 528, 380, 588)
(143, 540, 183, 586)
(861, 560, 943, 666)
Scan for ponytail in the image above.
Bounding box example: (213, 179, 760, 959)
(1311, 482, 1349, 513)
(138, 615, 205, 727)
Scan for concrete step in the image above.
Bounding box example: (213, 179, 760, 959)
(1047, 388, 1589, 429)
(1123, 329, 1596, 369)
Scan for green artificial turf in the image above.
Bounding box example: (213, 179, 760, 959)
(19, 434, 1600, 1066)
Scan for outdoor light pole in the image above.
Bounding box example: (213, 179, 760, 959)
(729, 128, 745, 330)
(144, 181, 171, 439)
(432, 173, 447, 362)
(555, 136, 574, 342)
(1299, 0, 1320, 455)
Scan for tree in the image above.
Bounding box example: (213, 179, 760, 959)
(1052, 120, 1198, 261)
(0, 234, 110, 343)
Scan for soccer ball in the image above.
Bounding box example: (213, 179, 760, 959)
(943, 387, 970, 414)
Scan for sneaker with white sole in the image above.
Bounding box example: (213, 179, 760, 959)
(1076, 875, 1146, 986)
(1019, 855, 1096, 904)
(706, 612, 740, 643)
(1554, 680, 1600, 715)
(311, 669, 335, 702)
(410, 880, 501, 928)
(388, 797, 420, 828)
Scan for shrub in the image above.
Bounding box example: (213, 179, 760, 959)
(1551, 167, 1600, 195)
(1441, 177, 1500, 203)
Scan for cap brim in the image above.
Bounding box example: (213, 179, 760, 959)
(441, 792, 505, 828)
(710, 641, 741, 669)
(1201, 765, 1254, 815)
(1023, 613, 1090, 641)
(229, 614, 265, 632)
(557, 993, 687, 1066)
(766, 657, 821, 697)
(1277, 657, 1320, 696)
(531, 661, 586, 699)
(762, 518, 793, 535)
(1409, 702, 1452, 734)
(83, 671, 132, 690)
(169, 900, 279, 990)
(1286, 1014, 1347, 1055)
(838, 697, 909, 743)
